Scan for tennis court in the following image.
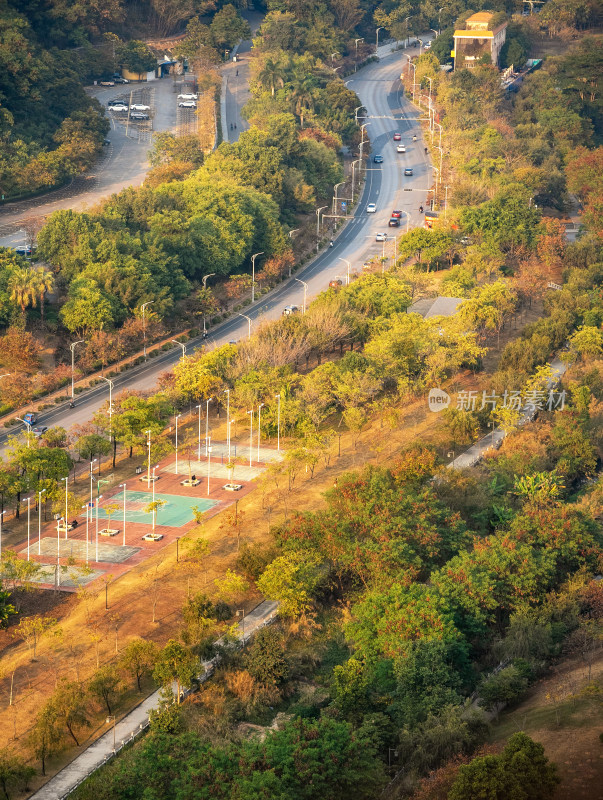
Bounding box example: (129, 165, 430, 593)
(96, 492, 217, 528)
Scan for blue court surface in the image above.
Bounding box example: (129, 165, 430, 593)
(95, 492, 217, 528)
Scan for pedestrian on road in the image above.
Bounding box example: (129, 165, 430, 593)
(236, 69, 239, 76)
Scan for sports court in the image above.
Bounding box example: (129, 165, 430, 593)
(95, 491, 217, 528)
(30, 538, 141, 564)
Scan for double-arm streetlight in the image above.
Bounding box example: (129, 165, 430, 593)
(70, 340, 84, 399)
(38, 488, 46, 555)
(376, 26, 384, 52)
(257, 402, 264, 462)
(246, 409, 253, 467)
(338, 258, 351, 285)
(100, 376, 114, 444)
(205, 397, 212, 455)
(16, 417, 32, 447)
(316, 206, 327, 245)
(359, 122, 371, 164)
(195, 404, 202, 461)
(171, 340, 186, 358)
(251, 252, 263, 303)
(140, 301, 153, 359)
(332, 182, 344, 214)
(404, 55, 416, 99)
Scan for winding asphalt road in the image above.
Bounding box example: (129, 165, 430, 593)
(0, 40, 434, 448)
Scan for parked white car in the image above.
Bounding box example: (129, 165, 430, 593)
(130, 104, 150, 112)
(178, 93, 198, 100)
(179, 100, 197, 108)
(109, 103, 129, 112)
(366, 202, 377, 213)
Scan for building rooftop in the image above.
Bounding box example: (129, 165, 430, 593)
(466, 11, 494, 23)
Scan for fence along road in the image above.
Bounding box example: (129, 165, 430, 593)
(29, 600, 278, 800)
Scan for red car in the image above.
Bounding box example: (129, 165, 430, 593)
(393, 133, 402, 141)
(391, 210, 402, 218)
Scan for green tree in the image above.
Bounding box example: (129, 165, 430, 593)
(47, 679, 89, 746)
(28, 706, 61, 775)
(0, 584, 15, 628)
(245, 627, 289, 686)
(210, 5, 251, 51)
(449, 732, 559, 800)
(257, 551, 324, 617)
(119, 638, 159, 691)
(88, 665, 124, 714)
(0, 750, 35, 800)
(153, 640, 201, 703)
(478, 665, 529, 712)
(15, 615, 56, 659)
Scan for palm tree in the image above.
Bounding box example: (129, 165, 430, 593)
(257, 56, 287, 97)
(289, 74, 316, 129)
(7, 266, 38, 323)
(33, 267, 55, 323)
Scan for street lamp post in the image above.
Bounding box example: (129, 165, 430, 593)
(207, 437, 212, 496)
(400, 210, 410, 233)
(246, 409, 253, 467)
(330, 52, 339, 66)
(294, 278, 308, 313)
(351, 159, 360, 201)
(405, 16, 411, 47)
(238, 313, 252, 339)
(26, 496, 32, 561)
(175, 414, 181, 474)
(316, 206, 327, 248)
(354, 38, 364, 71)
(195, 405, 202, 461)
(0, 511, 5, 561)
(224, 389, 230, 460)
(70, 340, 84, 399)
(257, 402, 264, 462)
(95, 494, 103, 562)
(16, 418, 32, 448)
(38, 488, 46, 555)
(202, 273, 215, 289)
(100, 376, 114, 443)
(120, 483, 127, 546)
(359, 122, 371, 165)
(332, 182, 344, 214)
(140, 301, 153, 359)
(250, 252, 263, 303)
(63, 476, 69, 540)
(106, 716, 116, 753)
(404, 55, 416, 99)
(376, 26, 384, 52)
(275, 394, 281, 451)
(171, 340, 186, 358)
(438, 7, 444, 35)
(145, 429, 152, 486)
(205, 397, 212, 455)
(354, 105, 365, 123)
(338, 258, 351, 285)
(82, 504, 89, 564)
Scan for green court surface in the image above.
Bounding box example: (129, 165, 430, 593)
(96, 492, 216, 528)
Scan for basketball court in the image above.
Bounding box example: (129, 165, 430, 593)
(94, 491, 218, 528)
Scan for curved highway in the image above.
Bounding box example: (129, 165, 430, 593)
(0, 42, 433, 447)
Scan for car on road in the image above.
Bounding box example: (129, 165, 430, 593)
(362, 261, 374, 270)
(130, 104, 150, 112)
(142, 532, 163, 542)
(130, 111, 150, 120)
(393, 133, 402, 141)
(388, 218, 400, 227)
(103, 139, 111, 146)
(32, 426, 48, 437)
(366, 202, 377, 213)
(424, 40, 432, 49)
(99, 79, 115, 86)
(329, 278, 343, 288)
(14, 246, 34, 257)
(109, 103, 129, 112)
(178, 100, 197, 108)
(376, 232, 388, 241)
(397, 144, 406, 153)
(178, 93, 198, 100)
(404, 167, 414, 176)
(113, 76, 129, 84)
(223, 483, 243, 492)
(373, 154, 384, 163)
(23, 412, 37, 425)
(391, 210, 402, 218)
(282, 305, 299, 316)
(108, 99, 126, 106)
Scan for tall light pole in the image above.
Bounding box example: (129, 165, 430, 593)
(294, 278, 308, 313)
(400, 210, 410, 232)
(354, 38, 364, 71)
(120, 483, 127, 546)
(171, 340, 186, 358)
(251, 252, 263, 303)
(257, 402, 264, 462)
(438, 7, 444, 35)
(100, 376, 114, 443)
(351, 159, 360, 201)
(82, 504, 89, 564)
(205, 397, 212, 456)
(405, 16, 411, 47)
(16, 418, 32, 448)
(62, 476, 69, 539)
(224, 389, 230, 460)
(426, 76, 434, 130)
(0, 510, 5, 561)
(89, 459, 97, 524)
(38, 488, 46, 555)
(206, 436, 212, 496)
(316, 206, 327, 246)
(404, 55, 416, 99)
(338, 258, 351, 285)
(175, 413, 181, 474)
(26, 496, 32, 561)
(275, 394, 281, 451)
(229, 417, 235, 462)
(332, 182, 344, 214)
(246, 409, 253, 467)
(354, 105, 365, 123)
(70, 340, 84, 399)
(238, 313, 252, 339)
(202, 273, 215, 289)
(195, 404, 202, 461)
(95, 494, 103, 562)
(145, 429, 152, 486)
(359, 122, 371, 165)
(376, 26, 384, 52)
(140, 301, 153, 359)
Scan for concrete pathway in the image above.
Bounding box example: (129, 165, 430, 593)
(29, 600, 279, 800)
